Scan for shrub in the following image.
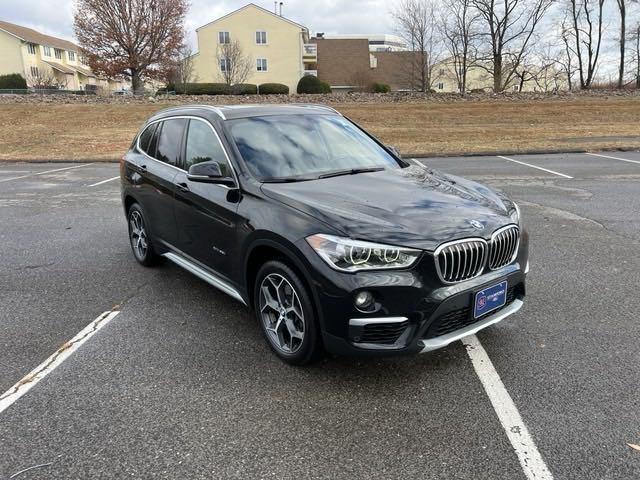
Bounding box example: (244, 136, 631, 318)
(0, 73, 27, 90)
(231, 83, 258, 95)
(258, 83, 289, 94)
(297, 75, 327, 94)
(320, 81, 331, 94)
(175, 83, 231, 95)
(372, 83, 390, 93)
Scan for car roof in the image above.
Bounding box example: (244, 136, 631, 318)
(148, 104, 341, 123)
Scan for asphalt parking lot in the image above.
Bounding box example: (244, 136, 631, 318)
(1, 151, 639, 479)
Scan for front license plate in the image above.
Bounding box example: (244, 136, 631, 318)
(474, 281, 508, 319)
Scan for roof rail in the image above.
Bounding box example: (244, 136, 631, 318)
(152, 104, 227, 120)
(298, 104, 342, 115)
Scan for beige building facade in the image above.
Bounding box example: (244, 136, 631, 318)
(191, 3, 316, 92)
(0, 20, 124, 91)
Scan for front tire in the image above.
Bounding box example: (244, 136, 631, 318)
(254, 260, 322, 365)
(127, 203, 158, 266)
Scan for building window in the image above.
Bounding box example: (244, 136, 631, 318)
(513, 85, 520, 92)
(220, 58, 231, 72)
(256, 31, 267, 44)
(438, 82, 444, 90)
(219, 31, 230, 44)
(43, 46, 51, 56)
(27, 43, 36, 55)
(30, 66, 39, 77)
(68, 51, 75, 61)
(439, 68, 445, 75)
(55, 49, 62, 60)
(256, 58, 268, 72)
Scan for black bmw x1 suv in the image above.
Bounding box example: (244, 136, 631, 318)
(121, 104, 529, 365)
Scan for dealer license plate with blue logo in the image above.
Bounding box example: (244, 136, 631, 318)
(474, 281, 507, 319)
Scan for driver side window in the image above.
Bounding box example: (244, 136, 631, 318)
(185, 119, 230, 176)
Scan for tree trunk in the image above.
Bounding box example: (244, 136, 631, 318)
(618, 0, 626, 89)
(131, 69, 143, 94)
(493, 54, 503, 92)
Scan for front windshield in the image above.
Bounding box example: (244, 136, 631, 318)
(227, 114, 401, 181)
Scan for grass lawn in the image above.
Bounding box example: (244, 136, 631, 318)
(1, 97, 639, 161)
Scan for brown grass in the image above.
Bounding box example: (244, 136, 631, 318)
(1, 97, 639, 161)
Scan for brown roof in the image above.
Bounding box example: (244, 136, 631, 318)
(74, 64, 96, 78)
(42, 60, 76, 75)
(0, 19, 79, 51)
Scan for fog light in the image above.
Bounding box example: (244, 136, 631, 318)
(354, 291, 374, 310)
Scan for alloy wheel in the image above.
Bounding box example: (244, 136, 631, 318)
(259, 273, 305, 354)
(129, 210, 148, 260)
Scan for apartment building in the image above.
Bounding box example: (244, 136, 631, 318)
(191, 3, 316, 91)
(0, 20, 124, 91)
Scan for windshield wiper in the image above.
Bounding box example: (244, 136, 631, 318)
(318, 167, 385, 179)
(261, 175, 316, 183)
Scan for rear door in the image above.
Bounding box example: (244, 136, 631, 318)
(130, 118, 187, 246)
(173, 118, 241, 279)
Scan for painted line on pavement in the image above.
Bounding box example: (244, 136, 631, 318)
(0, 310, 120, 415)
(585, 152, 640, 165)
(462, 334, 553, 480)
(497, 156, 573, 179)
(0, 164, 91, 183)
(88, 176, 120, 187)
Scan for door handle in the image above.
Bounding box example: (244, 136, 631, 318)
(140, 164, 147, 172)
(177, 182, 190, 192)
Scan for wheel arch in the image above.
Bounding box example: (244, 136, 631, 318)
(244, 235, 324, 329)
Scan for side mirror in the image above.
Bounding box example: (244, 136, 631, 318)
(187, 161, 235, 187)
(386, 145, 401, 157)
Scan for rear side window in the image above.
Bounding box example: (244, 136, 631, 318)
(137, 123, 156, 154)
(156, 119, 187, 167)
(185, 119, 230, 175)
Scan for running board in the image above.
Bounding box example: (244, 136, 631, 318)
(162, 252, 247, 305)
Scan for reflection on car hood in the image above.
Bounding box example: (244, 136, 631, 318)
(261, 165, 515, 251)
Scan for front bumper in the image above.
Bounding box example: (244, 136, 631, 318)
(296, 230, 529, 357)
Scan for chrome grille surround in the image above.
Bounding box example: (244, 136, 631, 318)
(434, 238, 488, 284)
(488, 225, 520, 270)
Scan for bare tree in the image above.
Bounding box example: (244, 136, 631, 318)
(630, 21, 640, 88)
(74, 0, 188, 94)
(617, 0, 628, 88)
(439, 0, 481, 94)
(27, 70, 65, 89)
(167, 44, 198, 93)
(392, 0, 444, 92)
(564, 0, 606, 89)
(471, 0, 553, 92)
(216, 40, 253, 87)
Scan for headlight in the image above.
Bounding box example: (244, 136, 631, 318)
(510, 202, 521, 225)
(306, 234, 421, 272)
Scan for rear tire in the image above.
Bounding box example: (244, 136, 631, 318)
(254, 260, 322, 365)
(127, 203, 158, 267)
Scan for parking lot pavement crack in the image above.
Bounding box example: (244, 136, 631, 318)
(0, 311, 117, 407)
(110, 282, 151, 311)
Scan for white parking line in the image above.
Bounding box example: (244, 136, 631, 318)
(462, 334, 553, 480)
(497, 156, 573, 179)
(585, 152, 640, 165)
(88, 176, 120, 187)
(0, 164, 91, 183)
(0, 310, 119, 415)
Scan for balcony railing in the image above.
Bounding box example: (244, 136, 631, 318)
(303, 44, 317, 59)
(303, 70, 318, 77)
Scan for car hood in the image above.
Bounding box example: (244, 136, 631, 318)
(261, 165, 516, 251)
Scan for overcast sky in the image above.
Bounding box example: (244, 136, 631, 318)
(0, 0, 396, 47)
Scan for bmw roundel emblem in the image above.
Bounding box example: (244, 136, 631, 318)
(469, 220, 484, 230)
